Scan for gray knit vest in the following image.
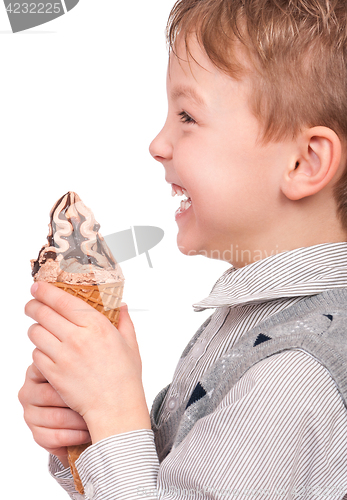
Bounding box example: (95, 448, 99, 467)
(150, 287, 347, 463)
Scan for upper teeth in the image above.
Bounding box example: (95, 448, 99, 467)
(172, 184, 189, 199)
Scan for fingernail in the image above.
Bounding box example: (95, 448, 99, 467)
(31, 283, 39, 295)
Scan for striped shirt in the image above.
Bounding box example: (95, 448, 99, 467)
(50, 242, 347, 500)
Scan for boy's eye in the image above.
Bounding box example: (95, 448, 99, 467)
(178, 111, 196, 125)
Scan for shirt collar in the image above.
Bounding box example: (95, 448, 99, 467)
(193, 242, 347, 312)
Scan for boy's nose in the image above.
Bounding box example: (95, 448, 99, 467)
(149, 124, 173, 164)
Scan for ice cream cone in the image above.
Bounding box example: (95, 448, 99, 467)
(51, 281, 124, 327)
(51, 281, 124, 494)
(67, 442, 92, 494)
(31, 192, 125, 495)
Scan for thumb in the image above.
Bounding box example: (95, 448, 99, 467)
(117, 303, 138, 349)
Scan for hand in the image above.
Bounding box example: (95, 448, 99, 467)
(25, 281, 151, 443)
(18, 363, 91, 466)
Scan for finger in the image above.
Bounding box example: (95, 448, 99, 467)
(31, 281, 101, 328)
(33, 380, 69, 408)
(19, 364, 48, 406)
(19, 371, 69, 408)
(32, 349, 56, 386)
(28, 323, 61, 362)
(25, 298, 75, 342)
(26, 363, 48, 384)
(33, 425, 91, 451)
(26, 405, 89, 431)
(117, 303, 139, 351)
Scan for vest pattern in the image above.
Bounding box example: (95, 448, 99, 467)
(150, 288, 347, 463)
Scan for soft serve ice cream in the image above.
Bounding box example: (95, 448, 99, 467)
(31, 191, 124, 285)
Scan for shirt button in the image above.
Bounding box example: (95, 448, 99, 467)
(192, 341, 206, 357)
(167, 396, 178, 411)
(84, 482, 95, 498)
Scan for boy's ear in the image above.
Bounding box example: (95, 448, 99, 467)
(280, 126, 343, 201)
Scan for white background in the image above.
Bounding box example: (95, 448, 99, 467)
(0, 1, 230, 498)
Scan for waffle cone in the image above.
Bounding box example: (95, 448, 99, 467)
(52, 281, 124, 327)
(51, 280, 124, 494)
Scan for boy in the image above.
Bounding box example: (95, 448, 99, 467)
(19, 0, 347, 498)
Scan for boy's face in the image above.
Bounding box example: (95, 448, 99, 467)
(149, 36, 295, 267)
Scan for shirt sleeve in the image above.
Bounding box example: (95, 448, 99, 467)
(48, 454, 85, 499)
(49, 350, 347, 500)
(75, 429, 159, 500)
(48, 430, 160, 500)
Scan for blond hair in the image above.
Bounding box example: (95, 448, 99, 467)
(166, 0, 347, 231)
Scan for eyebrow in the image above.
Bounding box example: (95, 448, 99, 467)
(170, 85, 206, 108)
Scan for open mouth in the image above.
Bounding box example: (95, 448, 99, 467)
(171, 183, 192, 216)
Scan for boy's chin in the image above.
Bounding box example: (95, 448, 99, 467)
(177, 244, 199, 257)
(177, 240, 230, 262)
(176, 240, 212, 259)
(176, 235, 200, 257)
(176, 231, 223, 260)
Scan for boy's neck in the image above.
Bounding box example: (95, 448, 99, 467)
(222, 193, 347, 268)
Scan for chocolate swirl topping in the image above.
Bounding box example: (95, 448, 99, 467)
(31, 192, 117, 277)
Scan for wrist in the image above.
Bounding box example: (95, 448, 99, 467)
(84, 398, 151, 444)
